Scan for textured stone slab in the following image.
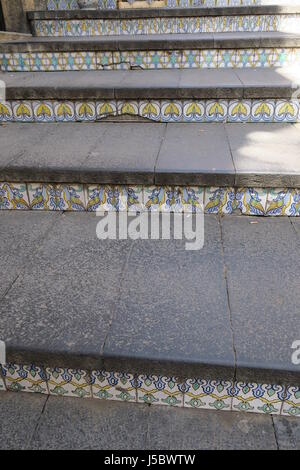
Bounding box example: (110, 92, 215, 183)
(104, 215, 236, 379)
(155, 123, 235, 186)
(2, 122, 300, 187)
(2, 32, 300, 52)
(0, 391, 47, 450)
(28, 5, 300, 20)
(227, 123, 300, 187)
(0, 212, 133, 369)
(273, 416, 300, 450)
(1, 68, 297, 100)
(221, 216, 300, 385)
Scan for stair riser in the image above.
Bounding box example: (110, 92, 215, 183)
(0, 99, 299, 123)
(32, 15, 300, 36)
(0, 363, 299, 416)
(1, 182, 300, 216)
(1, 48, 299, 72)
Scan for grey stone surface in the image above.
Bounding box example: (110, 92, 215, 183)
(3, 122, 300, 187)
(221, 216, 300, 385)
(155, 123, 235, 186)
(146, 406, 278, 450)
(0, 211, 59, 298)
(104, 215, 235, 380)
(30, 396, 149, 450)
(1, 68, 295, 101)
(273, 415, 300, 450)
(0, 122, 165, 184)
(0, 391, 286, 450)
(0, 212, 299, 384)
(2, 32, 300, 53)
(0, 212, 133, 369)
(226, 123, 300, 187)
(0, 390, 47, 450)
(27, 5, 300, 20)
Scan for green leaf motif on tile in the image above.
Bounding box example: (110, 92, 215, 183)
(242, 385, 250, 394)
(29, 384, 46, 394)
(233, 401, 254, 412)
(295, 391, 300, 399)
(286, 406, 300, 417)
(52, 386, 68, 396)
(258, 403, 278, 414)
(168, 380, 175, 390)
(209, 399, 230, 411)
(72, 387, 90, 398)
(267, 388, 276, 397)
(140, 393, 158, 405)
(8, 382, 25, 392)
(186, 398, 205, 408)
(94, 389, 113, 400)
(192, 383, 200, 391)
(217, 384, 224, 393)
(162, 396, 180, 406)
(145, 379, 152, 387)
(116, 391, 134, 402)
(52, 370, 59, 380)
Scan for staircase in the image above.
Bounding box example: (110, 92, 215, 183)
(0, 0, 299, 419)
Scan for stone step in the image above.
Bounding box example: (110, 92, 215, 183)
(1, 121, 300, 188)
(0, 68, 299, 123)
(29, 6, 300, 37)
(1, 32, 300, 71)
(2, 122, 300, 217)
(0, 210, 299, 417)
(46, 0, 300, 12)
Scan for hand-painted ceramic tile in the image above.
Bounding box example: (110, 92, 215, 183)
(75, 102, 96, 121)
(0, 368, 6, 391)
(47, 368, 92, 398)
(235, 188, 267, 216)
(265, 189, 294, 216)
(32, 101, 55, 122)
(185, 379, 232, 411)
(231, 382, 285, 415)
(91, 371, 136, 401)
(12, 101, 34, 122)
(183, 101, 205, 121)
(96, 51, 114, 69)
(137, 375, 184, 407)
(274, 100, 299, 123)
(251, 100, 276, 122)
(205, 100, 228, 122)
(228, 100, 251, 122)
(0, 183, 29, 210)
(2, 364, 48, 394)
(0, 101, 13, 121)
(117, 101, 139, 117)
(282, 386, 300, 418)
(56, 184, 86, 211)
(204, 187, 235, 214)
(161, 101, 183, 122)
(96, 101, 117, 119)
(86, 185, 128, 212)
(139, 101, 161, 121)
(53, 101, 75, 122)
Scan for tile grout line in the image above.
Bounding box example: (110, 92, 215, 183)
(28, 394, 50, 449)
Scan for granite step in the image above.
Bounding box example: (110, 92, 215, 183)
(0, 211, 299, 416)
(29, 5, 300, 37)
(0, 68, 299, 123)
(1, 121, 300, 188)
(1, 32, 300, 71)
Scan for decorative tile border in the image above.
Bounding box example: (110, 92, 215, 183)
(0, 99, 299, 122)
(0, 362, 298, 418)
(33, 15, 300, 37)
(2, 183, 300, 216)
(2, 48, 299, 72)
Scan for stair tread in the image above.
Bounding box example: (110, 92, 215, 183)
(1, 122, 300, 187)
(28, 4, 300, 20)
(1, 67, 299, 99)
(2, 31, 300, 52)
(1, 209, 299, 385)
